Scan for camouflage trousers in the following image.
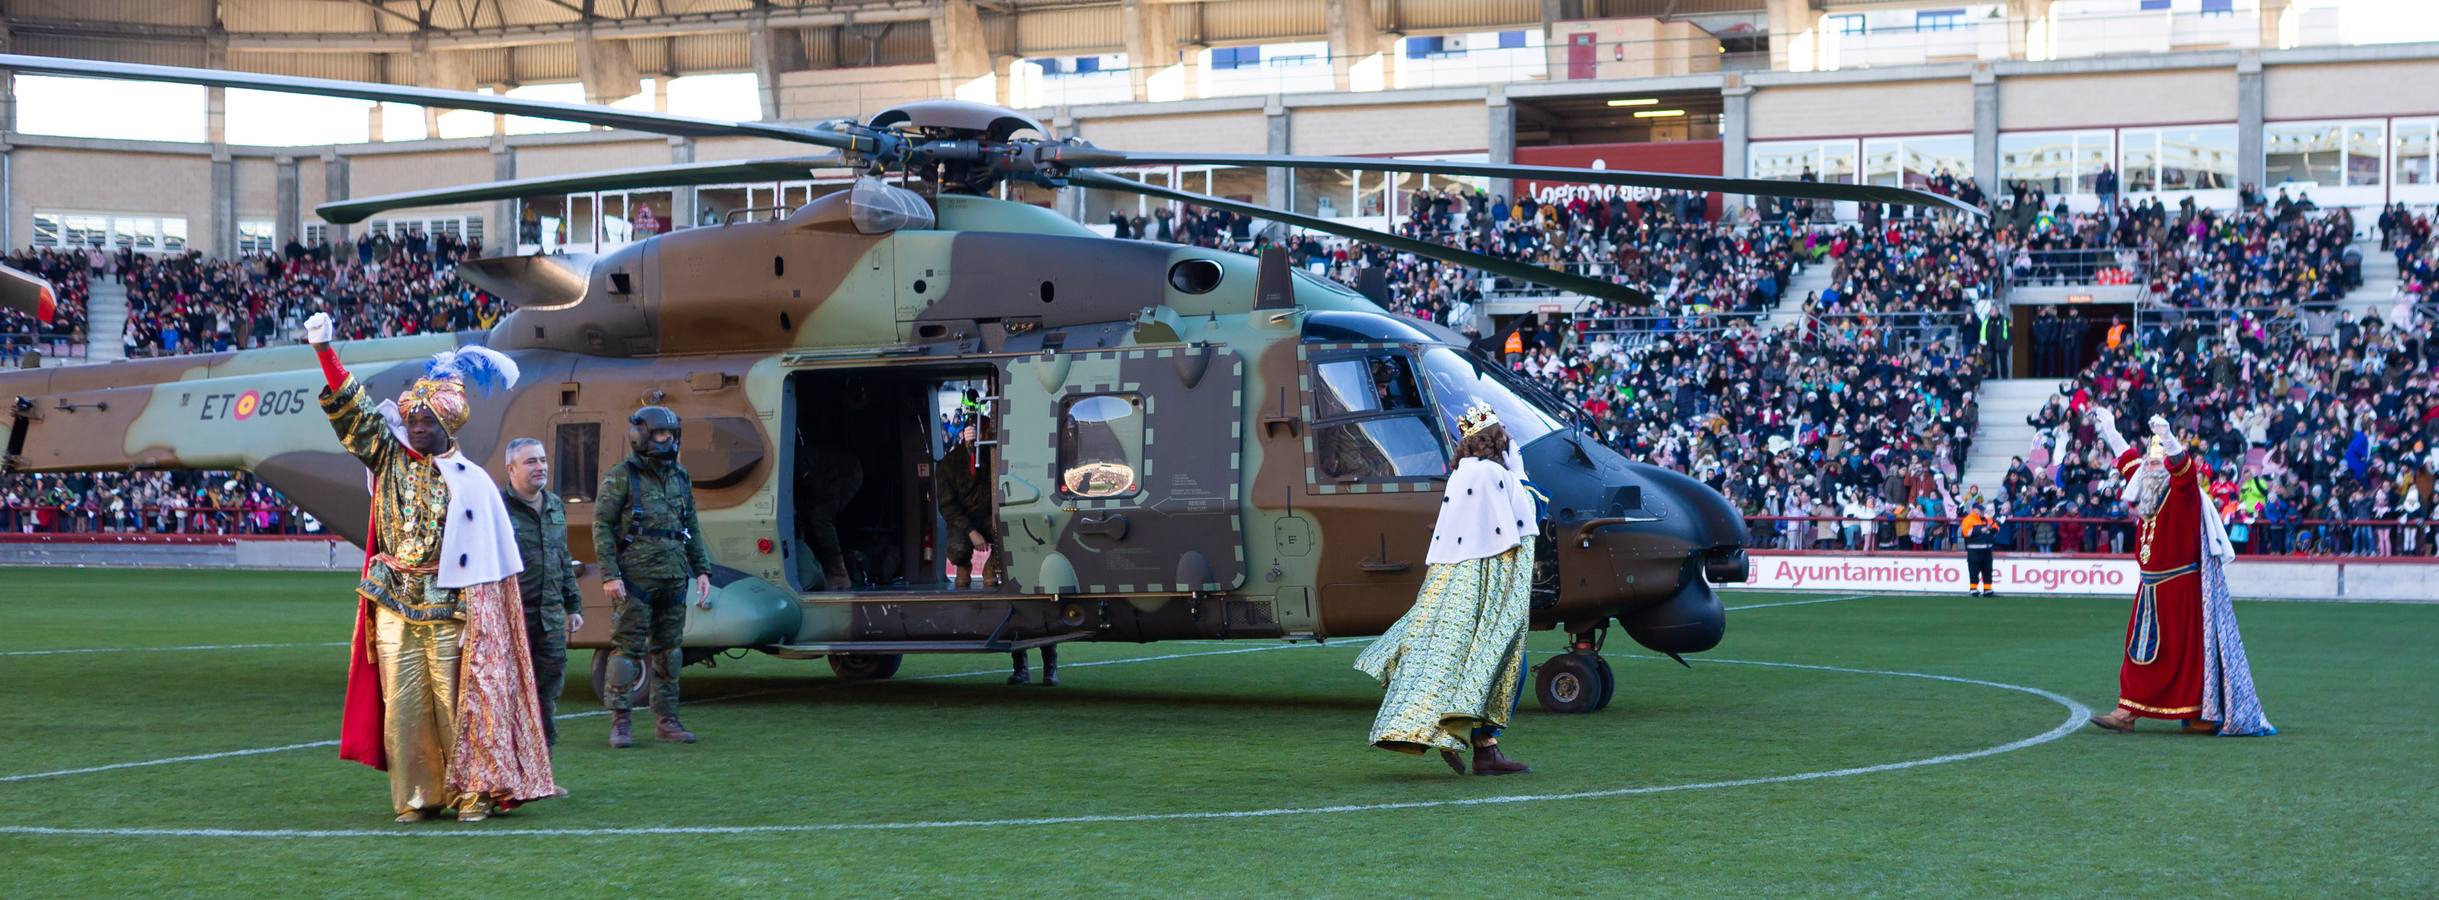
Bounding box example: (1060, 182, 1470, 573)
(521, 604, 568, 746)
(605, 578, 687, 717)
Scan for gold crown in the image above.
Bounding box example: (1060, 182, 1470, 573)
(1458, 400, 1501, 439)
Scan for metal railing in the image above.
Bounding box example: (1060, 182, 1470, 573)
(0, 502, 311, 536)
(0, 332, 87, 363)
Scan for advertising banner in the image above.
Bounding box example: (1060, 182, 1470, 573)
(1513, 140, 1724, 219)
(1735, 552, 2139, 595)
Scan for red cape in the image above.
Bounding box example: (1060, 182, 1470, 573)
(339, 497, 386, 769)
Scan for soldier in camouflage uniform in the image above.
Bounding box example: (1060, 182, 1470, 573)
(593, 405, 713, 749)
(501, 437, 584, 752)
(936, 402, 999, 591)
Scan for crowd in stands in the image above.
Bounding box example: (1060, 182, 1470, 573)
(1, 471, 314, 536)
(12, 188, 2432, 557)
(0, 249, 93, 366)
(115, 229, 500, 358)
(1996, 198, 2439, 557)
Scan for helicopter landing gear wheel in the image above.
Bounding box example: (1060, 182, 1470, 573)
(827, 653, 903, 680)
(1536, 652, 1612, 714)
(1591, 655, 1617, 712)
(588, 647, 681, 706)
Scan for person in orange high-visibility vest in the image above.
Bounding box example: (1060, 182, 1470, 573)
(1961, 502, 2000, 596)
(2105, 316, 2128, 351)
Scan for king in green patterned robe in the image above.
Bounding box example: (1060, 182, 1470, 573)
(1356, 423, 1540, 774)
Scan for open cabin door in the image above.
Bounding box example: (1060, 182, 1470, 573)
(996, 346, 1246, 596)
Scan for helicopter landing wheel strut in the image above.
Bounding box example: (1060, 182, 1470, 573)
(828, 653, 904, 681)
(1535, 630, 1615, 714)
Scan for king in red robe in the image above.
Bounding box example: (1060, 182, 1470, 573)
(2086, 408, 2274, 737)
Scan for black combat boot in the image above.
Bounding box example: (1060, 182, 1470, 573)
(609, 710, 633, 749)
(1039, 645, 1060, 687)
(1007, 650, 1030, 685)
(656, 715, 698, 743)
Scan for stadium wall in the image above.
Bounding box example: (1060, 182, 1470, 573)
(0, 535, 362, 570)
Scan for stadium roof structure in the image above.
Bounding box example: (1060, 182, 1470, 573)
(0, 1, 1770, 88)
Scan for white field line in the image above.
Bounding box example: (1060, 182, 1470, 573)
(0, 642, 1322, 785)
(0, 591, 1854, 659)
(1726, 594, 1870, 611)
(0, 641, 348, 658)
(0, 653, 2089, 838)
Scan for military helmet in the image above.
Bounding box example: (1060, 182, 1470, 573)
(629, 405, 682, 460)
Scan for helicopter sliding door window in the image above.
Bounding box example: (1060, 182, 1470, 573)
(554, 423, 601, 504)
(1058, 394, 1144, 499)
(1307, 353, 1448, 483)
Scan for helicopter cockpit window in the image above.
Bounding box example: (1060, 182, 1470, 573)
(1059, 393, 1143, 498)
(1315, 417, 1448, 482)
(1417, 348, 1561, 446)
(1307, 352, 1447, 483)
(1312, 355, 1425, 418)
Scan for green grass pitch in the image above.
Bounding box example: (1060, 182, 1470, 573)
(1, 567, 2432, 896)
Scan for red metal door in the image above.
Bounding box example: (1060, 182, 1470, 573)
(1567, 33, 1596, 80)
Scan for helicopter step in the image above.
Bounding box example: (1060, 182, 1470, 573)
(761, 632, 1091, 658)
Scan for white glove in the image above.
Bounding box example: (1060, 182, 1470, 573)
(2086, 406, 2116, 431)
(2148, 414, 2174, 445)
(303, 312, 334, 344)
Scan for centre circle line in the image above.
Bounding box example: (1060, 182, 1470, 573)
(0, 653, 2090, 838)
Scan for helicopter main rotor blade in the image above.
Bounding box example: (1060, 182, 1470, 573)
(0, 54, 857, 150)
(1070, 169, 1656, 308)
(1079, 150, 1983, 215)
(315, 155, 850, 224)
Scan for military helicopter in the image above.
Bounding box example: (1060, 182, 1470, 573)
(0, 53, 1973, 713)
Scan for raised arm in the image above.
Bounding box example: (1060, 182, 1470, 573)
(306, 312, 392, 468)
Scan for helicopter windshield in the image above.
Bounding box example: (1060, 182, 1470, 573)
(1417, 348, 1562, 447)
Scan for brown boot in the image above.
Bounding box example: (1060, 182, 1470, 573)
(2086, 710, 2135, 733)
(954, 568, 972, 591)
(656, 715, 698, 743)
(1438, 749, 1467, 775)
(609, 710, 633, 748)
(1471, 741, 1529, 776)
(2182, 719, 2220, 735)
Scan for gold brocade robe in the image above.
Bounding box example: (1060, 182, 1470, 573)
(323, 375, 457, 621)
(1354, 542, 1536, 754)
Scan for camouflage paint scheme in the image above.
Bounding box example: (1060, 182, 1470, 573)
(1, 190, 1743, 665)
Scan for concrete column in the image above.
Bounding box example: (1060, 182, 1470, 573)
(322, 151, 350, 246)
(930, 0, 993, 101)
(653, 76, 671, 113)
(489, 83, 512, 138)
(204, 37, 228, 146)
(366, 105, 385, 142)
(1325, 0, 1382, 93)
(2237, 53, 2264, 194)
(2006, 0, 2054, 62)
(1053, 112, 1087, 221)
(276, 156, 300, 247)
(669, 137, 696, 230)
(1, 25, 14, 251)
(1487, 85, 1516, 201)
(1121, 0, 1177, 103)
(1972, 65, 1999, 200)
(1767, 0, 1823, 72)
(211, 152, 236, 256)
(750, 13, 806, 120)
(2258, 0, 2290, 49)
(412, 37, 476, 137)
(1720, 83, 1752, 202)
(1265, 98, 1290, 218)
(577, 28, 643, 116)
(491, 139, 514, 254)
